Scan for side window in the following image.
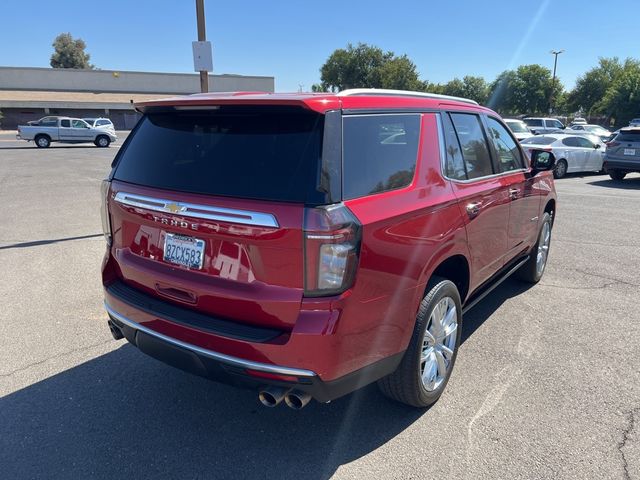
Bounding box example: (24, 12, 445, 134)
(450, 113, 494, 180)
(574, 136, 595, 148)
(547, 120, 563, 129)
(486, 117, 524, 173)
(343, 114, 420, 199)
(562, 137, 578, 147)
(60, 119, 71, 128)
(573, 125, 584, 130)
(526, 119, 543, 127)
(441, 113, 466, 180)
(97, 120, 109, 126)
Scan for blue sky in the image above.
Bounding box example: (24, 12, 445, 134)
(1, 0, 638, 92)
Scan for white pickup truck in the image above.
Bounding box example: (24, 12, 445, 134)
(17, 117, 117, 148)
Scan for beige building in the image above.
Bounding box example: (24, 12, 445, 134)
(0, 66, 275, 129)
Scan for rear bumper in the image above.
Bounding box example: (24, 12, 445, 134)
(603, 158, 640, 173)
(103, 288, 404, 403)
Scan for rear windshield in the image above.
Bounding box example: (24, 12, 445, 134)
(112, 107, 324, 203)
(615, 131, 640, 142)
(521, 136, 555, 145)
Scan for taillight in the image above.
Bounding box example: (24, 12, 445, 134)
(605, 141, 619, 148)
(304, 204, 361, 297)
(100, 179, 112, 245)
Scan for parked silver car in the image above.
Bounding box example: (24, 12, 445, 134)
(603, 127, 640, 180)
(521, 133, 605, 179)
(523, 117, 565, 135)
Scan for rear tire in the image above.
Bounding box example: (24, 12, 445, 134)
(517, 212, 552, 283)
(35, 135, 51, 148)
(95, 135, 110, 148)
(609, 170, 626, 181)
(378, 277, 462, 408)
(553, 159, 568, 179)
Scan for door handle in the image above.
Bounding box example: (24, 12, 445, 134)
(466, 202, 482, 216)
(509, 188, 519, 200)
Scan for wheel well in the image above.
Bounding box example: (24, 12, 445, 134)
(429, 255, 470, 303)
(544, 199, 555, 225)
(35, 133, 50, 140)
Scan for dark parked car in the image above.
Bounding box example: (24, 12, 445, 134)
(101, 89, 557, 409)
(603, 127, 640, 180)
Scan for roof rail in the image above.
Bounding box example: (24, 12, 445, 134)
(337, 88, 479, 106)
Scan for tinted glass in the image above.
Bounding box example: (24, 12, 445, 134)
(521, 136, 556, 145)
(548, 120, 563, 129)
(562, 137, 579, 147)
(450, 113, 493, 179)
(442, 113, 466, 180)
(574, 136, 595, 148)
(524, 119, 543, 127)
(97, 120, 110, 126)
(504, 120, 528, 133)
(72, 120, 87, 128)
(616, 131, 640, 143)
(486, 117, 523, 172)
(113, 107, 324, 203)
(60, 119, 71, 128)
(343, 114, 419, 199)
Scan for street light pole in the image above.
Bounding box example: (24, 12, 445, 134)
(195, 0, 208, 93)
(549, 49, 564, 114)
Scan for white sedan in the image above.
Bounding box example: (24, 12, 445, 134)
(520, 133, 605, 179)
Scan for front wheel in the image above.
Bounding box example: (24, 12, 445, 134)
(378, 277, 462, 407)
(95, 135, 111, 148)
(517, 212, 552, 283)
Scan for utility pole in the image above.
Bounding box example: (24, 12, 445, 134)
(549, 49, 564, 114)
(196, 0, 208, 93)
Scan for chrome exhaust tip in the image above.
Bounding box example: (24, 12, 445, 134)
(258, 386, 288, 407)
(284, 390, 312, 410)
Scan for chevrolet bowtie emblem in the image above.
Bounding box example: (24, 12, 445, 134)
(165, 203, 185, 214)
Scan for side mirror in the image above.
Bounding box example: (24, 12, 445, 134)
(530, 149, 556, 174)
(594, 144, 601, 149)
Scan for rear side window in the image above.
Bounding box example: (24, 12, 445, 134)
(97, 120, 111, 126)
(112, 107, 324, 203)
(450, 113, 493, 179)
(521, 136, 555, 145)
(60, 119, 71, 128)
(442, 113, 466, 180)
(616, 131, 640, 142)
(524, 119, 543, 127)
(342, 114, 420, 199)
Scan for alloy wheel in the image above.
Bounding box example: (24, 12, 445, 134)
(421, 296, 458, 392)
(536, 221, 551, 276)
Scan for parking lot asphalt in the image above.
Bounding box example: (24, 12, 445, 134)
(1, 132, 639, 480)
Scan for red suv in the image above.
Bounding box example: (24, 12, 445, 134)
(101, 89, 557, 409)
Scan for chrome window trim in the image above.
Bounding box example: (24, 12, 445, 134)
(113, 192, 279, 228)
(437, 113, 529, 184)
(105, 301, 317, 378)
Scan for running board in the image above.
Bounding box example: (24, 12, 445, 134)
(462, 256, 530, 314)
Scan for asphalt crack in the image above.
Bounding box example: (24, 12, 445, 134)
(573, 268, 640, 288)
(0, 339, 114, 378)
(619, 408, 639, 480)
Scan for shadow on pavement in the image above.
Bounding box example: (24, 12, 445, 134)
(588, 177, 640, 189)
(0, 233, 103, 250)
(0, 278, 531, 479)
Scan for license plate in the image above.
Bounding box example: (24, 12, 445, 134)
(163, 233, 205, 269)
(624, 148, 636, 155)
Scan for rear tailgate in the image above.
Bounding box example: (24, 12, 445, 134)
(106, 105, 325, 331)
(607, 130, 640, 160)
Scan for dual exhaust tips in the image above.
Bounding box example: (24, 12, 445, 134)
(258, 386, 311, 410)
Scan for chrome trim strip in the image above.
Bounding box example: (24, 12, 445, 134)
(104, 301, 317, 378)
(114, 192, 279, 228)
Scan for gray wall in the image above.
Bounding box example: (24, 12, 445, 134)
(0, 66, 274, 94)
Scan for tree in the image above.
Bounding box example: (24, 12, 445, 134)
(488, 65, 562, 115)
(566, 57, 623, 115)
(442, 76, 489, 104)
(50, 33, 94, 69)
(599, 58, 640, 125)
(319, 43, 421, 91)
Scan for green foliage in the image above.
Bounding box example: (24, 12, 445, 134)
(488, 65, 561, 115)
(566, 57, 623, 115)
(441, 76, 489, 104)
(50, 33, 94, 69)
(319, 43, 421, 91)
(599, 59, 640, 125)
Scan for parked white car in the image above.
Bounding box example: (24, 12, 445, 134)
(83, 117, 116, 134)
(521, 133, 605, 179)
(561, 124, 611, 142)
(17, 117, 117, 148)
(503, 118, 533, 141)
(629, 118, 640, 127)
